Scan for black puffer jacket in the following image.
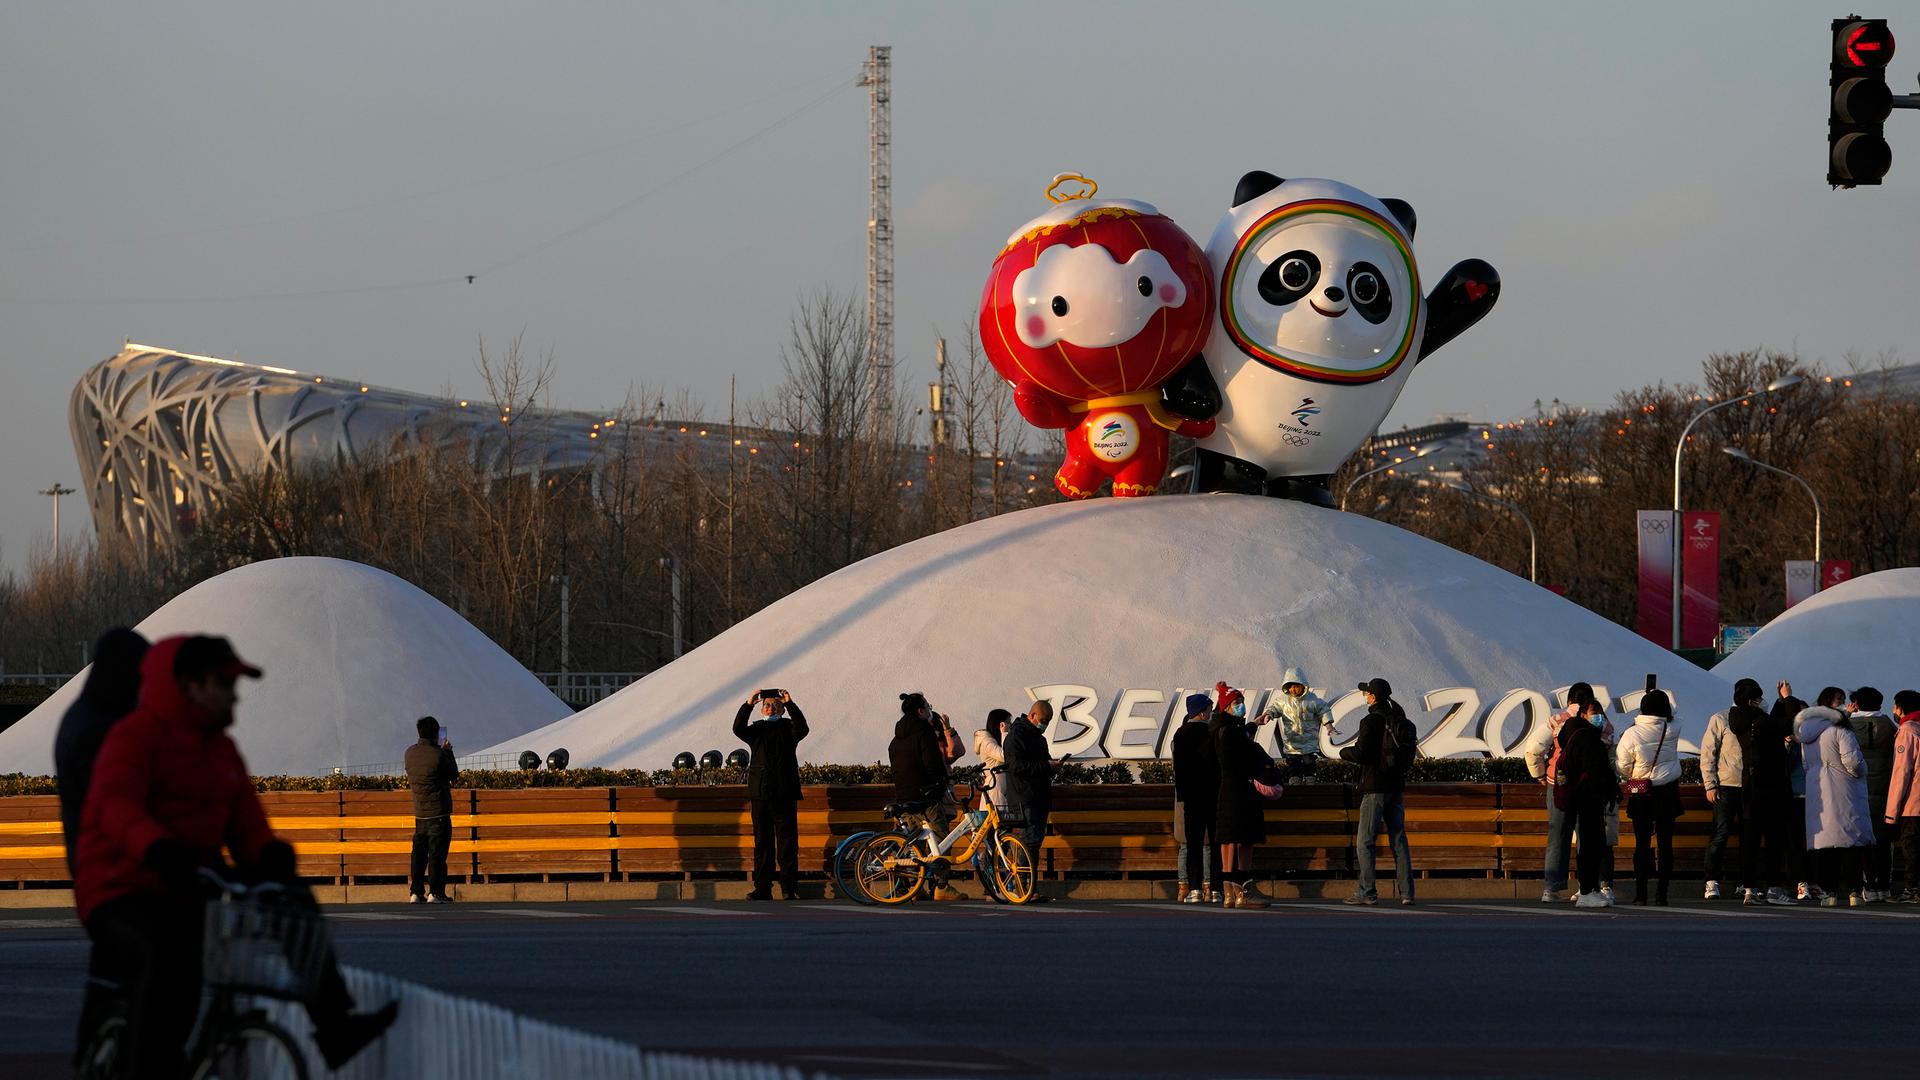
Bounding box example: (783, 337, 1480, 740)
(733, 701, 809, 800)
(1212, 713, 1272, 845)
(889, 714, 948, 803)
(1555, 717, 1616, 807)
(1002, 718, 1054, 819)
(1172, 718, 1219, 812)
(1729, 702, 1791, 798)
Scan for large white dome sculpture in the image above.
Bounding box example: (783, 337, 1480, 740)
(1716, 568, 1920, 701)
(0, 557, 570, 776)
(490, 497, 1731, 768)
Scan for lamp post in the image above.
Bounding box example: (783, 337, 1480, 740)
(1339, 446, 1435, 511)
(1669, 375, 1801, 649)
(1723, 447, 1820, 562)
(1447, 482, 1537, 583)
(36, 483, 75, 555)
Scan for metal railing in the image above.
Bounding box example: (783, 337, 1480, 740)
(535, 671, 646, 705)
(268, 965, 834, 1080)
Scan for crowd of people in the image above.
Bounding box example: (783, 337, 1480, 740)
(1524, 678, 1920, 908)
(729, 672, 1920, 913)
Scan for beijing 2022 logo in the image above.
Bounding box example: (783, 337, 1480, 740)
(1087, 411, 1140, 463)
(1291, 397, 1321, 428)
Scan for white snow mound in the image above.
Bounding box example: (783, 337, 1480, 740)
(487, 496, 1730, 768)
(1716, 568, 1920, 701)
(0, 557, 570, 776)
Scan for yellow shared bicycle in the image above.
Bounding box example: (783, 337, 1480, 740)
(847, 777, 1036, 905)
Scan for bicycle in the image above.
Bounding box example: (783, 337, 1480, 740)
(80, 867, 332, 1079)
(849, 778, 1036, 905)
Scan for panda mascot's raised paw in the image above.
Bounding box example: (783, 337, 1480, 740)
(1181, 170, 1500, 506)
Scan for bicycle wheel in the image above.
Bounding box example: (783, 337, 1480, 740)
(78, 1013, 126, 1080)
(832, 831, 880, 904)
(991, 832, 1036, 904)
(189, 1019, 310, 1080)
(854, 833, 925, 905)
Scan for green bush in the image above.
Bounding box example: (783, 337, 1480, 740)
(0, 684, 56, 706)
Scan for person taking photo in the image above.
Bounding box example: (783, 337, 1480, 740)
(734, 689, 809, 900)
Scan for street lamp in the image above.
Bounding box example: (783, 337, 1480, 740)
(36, 483, 76, 555)
(1447, 482, 1537, 583)
(1340, 447, 1436, 511)
(1669, 375, 1802, 649)
(1723, 447, 1820, 562)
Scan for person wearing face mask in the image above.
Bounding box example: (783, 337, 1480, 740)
(74, 636, 397, 1079)
(1726, 678, 1794, 905)
(1555, 695, 1617, 908)
(1884, 689, 1920, 903)
(890, 692, 962, 901)
(1210, 683, 1275, 908)
(1842, 687, 1897, 902)
(1002, 700, 1056, 902)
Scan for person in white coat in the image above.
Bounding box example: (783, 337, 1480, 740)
(1796, 687, 1874, 907)
(1616, 690, 1683, 905)
(1255, 667, 1332, 778)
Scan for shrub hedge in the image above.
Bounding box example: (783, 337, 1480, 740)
(0, 756, 1705, 798)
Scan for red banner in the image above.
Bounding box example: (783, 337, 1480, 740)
(1821, 560, 1853, 591)
(1681, 511, 1720, 650)
(1636, 510, 1675, 644)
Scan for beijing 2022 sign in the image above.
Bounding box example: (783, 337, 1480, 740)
(1027, 682, 1688, 760)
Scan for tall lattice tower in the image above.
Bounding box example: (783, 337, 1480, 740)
(858, 45, 894, 433)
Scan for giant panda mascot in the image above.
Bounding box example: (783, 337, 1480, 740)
(1162, 171, 1501, 505)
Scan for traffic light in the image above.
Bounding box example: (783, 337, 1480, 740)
(1830, 16, 1896, 186)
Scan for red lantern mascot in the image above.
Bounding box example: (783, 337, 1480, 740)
(979, 174, 1215, 498)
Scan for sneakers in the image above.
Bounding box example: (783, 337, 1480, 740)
(1575, 891, 1610, 909)
(1541, 888, 1561, 903)
(1600, 884, 1616, 905)
(1848, 892, 1863, 908)
(1703, 880, 1721, 900)
(1400, 897, 1415, 907)
(316, 1001, 399, 1070)
(407, 893, 425, 905)
(1205, 888, 1220, 904)
(1742, 887, 1759, 906)
(1343, 894, 1378, 906)
(425, 893, 452, 904)
(929, 885, 962, 901)
(1819, 895, 1840, 908)
(1796, 882, 1812, 903)
(1767, 887, 1796, 906)
(743, 890, 773, 901)
(1181, 890, 1203, 904)
(1903, 890, 1920, 904)
(1239, 884, 1273, 910)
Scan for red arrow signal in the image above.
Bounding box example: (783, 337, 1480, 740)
(1842, 21, 1895, 68)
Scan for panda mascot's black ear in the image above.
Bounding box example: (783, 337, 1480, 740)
(1232, 171, 1285, 207)
(1382, 198, 1417, 239)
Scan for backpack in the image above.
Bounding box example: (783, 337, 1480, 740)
(1380, 709, 1418, 775)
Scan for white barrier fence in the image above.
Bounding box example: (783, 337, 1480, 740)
(266, 965, 832, 1080)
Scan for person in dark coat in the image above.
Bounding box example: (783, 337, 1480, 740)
(734, 689, 809, 900)
(1728, 678, 1794, 904)
(52, 627, 148, 1071)
(1771, 683, 1812, 899)
(1844, 687, 1898, 901)
(1171, 693, 1221, 903)
(1211, 684, 1275, 908)
(404, 715, 458, 903)
(889, 692, 960, 897)
(1557, 696, 1617, 908)
(1341, 677, 1415, 905)
(1002, 700, 1055, 899)
(55, 629, 151, 870)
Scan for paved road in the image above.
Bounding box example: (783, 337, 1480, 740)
(3, 897, 1917, 1078)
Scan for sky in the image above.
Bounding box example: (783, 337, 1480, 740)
(2, 1, 1916, 567)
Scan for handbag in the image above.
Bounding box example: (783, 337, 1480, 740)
(1622, 720, 1668, 798)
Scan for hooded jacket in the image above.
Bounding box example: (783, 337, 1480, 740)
(1885, 714, 1920, 823)
(889, 713, 948, 802)
(1615, 714, 1681, 787)
(1698, 708, 1745, 793)
(1256, 668, 1332, 757)
(72, 636, 276, 923)
(1797, 705, 1873, 850)
(1842, 710, 1897, 819)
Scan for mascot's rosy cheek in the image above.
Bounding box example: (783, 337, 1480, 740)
(978, 174, 1215, 499)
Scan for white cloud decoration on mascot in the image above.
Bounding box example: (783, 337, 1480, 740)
(1160, 171, 1502, 504)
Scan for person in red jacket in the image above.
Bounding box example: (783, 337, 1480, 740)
(75, 635, 395, 1078)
